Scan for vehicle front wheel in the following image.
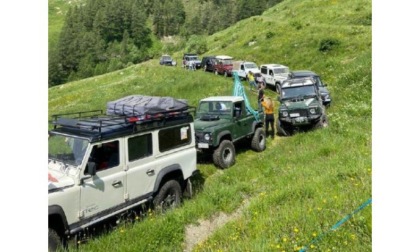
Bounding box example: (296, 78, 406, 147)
(275, 83, 282, 94)
(251, 128, 266, 152)
(153, 180, 182, 212)
(315, 114, 329, 129)
(276, 119, 290, 136)
(48, 228, 63, 252)
(213, 140, 236, 168)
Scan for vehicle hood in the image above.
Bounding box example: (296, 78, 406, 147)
(48, 163, 75, 191)
(319, 86, 330, 94)
(282, 97, 318, 109)
(194, 117, 231, 131)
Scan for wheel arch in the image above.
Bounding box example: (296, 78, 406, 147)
(153, 164, 184, 194)
(49, 205, 69, 238)
(215, 130, 232, 146)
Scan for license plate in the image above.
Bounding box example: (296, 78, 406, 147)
(198, 143, 209, 149)
(290, 113, 300, 117)
(295, 117, 306, 123)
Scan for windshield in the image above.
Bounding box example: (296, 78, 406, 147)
(197, 101, 232, 115)
(49, 134, 89, 166)
(273, 67, 290, 75)
(162, 56, 171, 61)
(281, 86, 316, 100)
(221, 60, 233, 65)
(245, 63, 258, 69)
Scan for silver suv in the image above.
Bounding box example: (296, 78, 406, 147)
(48, 96, 197, 251)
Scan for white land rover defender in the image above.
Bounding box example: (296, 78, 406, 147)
(48, 95, 197, 251)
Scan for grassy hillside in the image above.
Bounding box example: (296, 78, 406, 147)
(48, 0, 372, 251)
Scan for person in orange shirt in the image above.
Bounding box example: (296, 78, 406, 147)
(261, 95, 275, 138)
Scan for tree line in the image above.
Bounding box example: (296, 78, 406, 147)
(49, 0, 283, 87)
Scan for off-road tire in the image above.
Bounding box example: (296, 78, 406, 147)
(251, 128, 266, 152)
(213, 140, 236, 168)
(153, 180, 182, 212)
(48, 228, 63, 252)
(315, 114, 329, 129)
(275, 83, 282, 94)
(276, 119, 290, 136)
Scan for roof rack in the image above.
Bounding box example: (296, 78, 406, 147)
(50, 107, 195, 141)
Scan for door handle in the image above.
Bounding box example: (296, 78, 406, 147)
(146, 169, 155, 176)
(112, 180, 122, 187)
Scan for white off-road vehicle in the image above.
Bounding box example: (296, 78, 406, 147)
(260, 64, 290, 93)
(48, 95, 197, 251)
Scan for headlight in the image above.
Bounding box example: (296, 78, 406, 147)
(204, 133, 210, 141)
(281, 111, 288, 117)
(309, 108, 316, 114)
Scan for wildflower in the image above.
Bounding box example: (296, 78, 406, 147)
(310, 244, 316, 249)
(312, 232, 317, 237)
(323, 199, 327, 203)
(283, 237, 288, 242)
(294, 228, 299, 233)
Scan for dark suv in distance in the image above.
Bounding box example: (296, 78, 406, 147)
(289, 70, 332, 107)
(159, 54, 176, 66)
(201, 56, 217, 72)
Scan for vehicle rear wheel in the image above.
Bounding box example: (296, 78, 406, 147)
(153, 180, 182, 212)
(213, 140, 236, 168)
(48, 228, 63, 252)
(251, 128, 266, 152)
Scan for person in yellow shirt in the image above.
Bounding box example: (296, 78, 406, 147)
(247, 71, 256, 91)
(261, 95, 275, 138)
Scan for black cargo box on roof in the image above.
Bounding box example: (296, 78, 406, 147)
(106, 95, 188, 117)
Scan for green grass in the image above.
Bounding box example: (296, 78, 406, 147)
(49, 0, 372, 251)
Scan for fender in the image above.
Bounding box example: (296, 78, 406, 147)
(153, 164, 183, 193)
(215, 130, 231, 146)
(48, 205, 69, 234)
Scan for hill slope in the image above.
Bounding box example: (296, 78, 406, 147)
(48, 0, 372, 251)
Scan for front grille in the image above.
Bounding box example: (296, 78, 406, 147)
(289, 109, 308, 117)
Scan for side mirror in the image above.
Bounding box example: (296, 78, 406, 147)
(86, 162, 97, 176)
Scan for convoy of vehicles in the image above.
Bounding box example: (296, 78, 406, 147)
(48, 50, 333, 251)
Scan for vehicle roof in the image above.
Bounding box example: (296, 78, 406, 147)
(216, 55, 233, 60)
(291, 70, 318, 77)
(261, 64, 289, 69)
(282, 78, 316, 88)
(200, 96, 244, 103)
(49, 111, 194, 142)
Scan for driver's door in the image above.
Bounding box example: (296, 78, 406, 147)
(79, 140, 126, 219)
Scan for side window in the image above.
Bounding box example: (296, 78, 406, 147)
(269, 70, 273, 76)
(159, 125, 192, 152)
(233, 102, 242, 117)
(261, 67, 267, 75)
(88, 140, 120, 172)
(128, 133, 152, 162)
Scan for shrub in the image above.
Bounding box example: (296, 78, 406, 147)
(319, 38, 340, 52)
